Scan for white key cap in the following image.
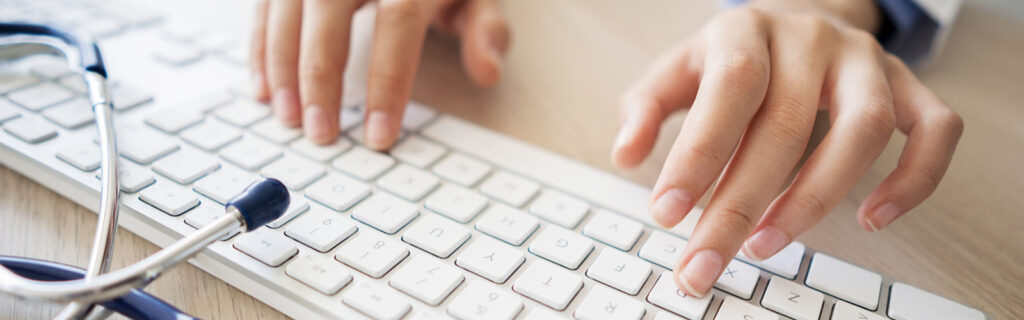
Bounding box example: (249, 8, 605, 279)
(432, 153, 491, 187)
(145, 108, 203, 133)
(512, 260, 583, 310)
(56, 141, 101, 171)
(523, 308, 561, 320)
(831, 301, 886, 320)
(219, 136, 282, 170)
(715, 296, 779, 320)
(181, 119, 242, 151)
(332, 146, 394, 180)
(390, 136, 446, 168)
(638, 230, 687, 270)
(737, 242, 805, 279)
(139, 183, 200, 216)
(475, 204, 539, 246)
(29, 62, 71, 79)
(806, 253, 881, 310)
(585, 248, 652, 295)
(402, 101, 438, 131)
(761, 275, 824, 320)
(335, 231, 409, 278)
(151, 149, 220, 184)
(351, 193, 419, 234)
(265, 194, 309, 228)
(3, 117, 58, 143)
(285, 252, 352, 295)
(284, 207, 356, 252)
(251, 117, 301, 144)
(95, 161, 155, 193)
(455, 236, 525, 283)
(715, 259, 760, 300)
(339, 103, 364, 132)
(480, 171, 539, 207)
(574, 285, 646, 320)
(0, 99, 21, 123)
(302, 173, 370, 211)
(653, 311, 686, 320)
(153, 45, 203, 66)
(183, 202, 239, 239)
(448, 280, 523, 320)
(233, 228, 298, 267)
(290, 138, 351, 162)
(528, 225, 594, 270)
(342, 282, 411, 320)
(582, 209, 644, 251)
(117, 126, 180, 165)
(647, 272, 713, 320)
(42, 98, 93, 128)
(213, 100, 270, 127)
(7, 82, 74, 111)
(377, 164, 440, 201)
(0, 72, 38, 94)
(260, 155, 326, 190)
(389, 255, 465, 305)
(193, 166, 258, 204)
(424, 184, 488, 223)
(887, 282, 986, 320)
(179, 90, 235, 113)
(528, 190, 589, 228)
(110, 84, 153, 111)
(57, 74, 87, 94)
(402, 213, 471, 258)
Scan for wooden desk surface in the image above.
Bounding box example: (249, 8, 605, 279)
(2, 0, 1022, 319)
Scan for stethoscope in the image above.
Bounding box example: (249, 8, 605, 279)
(0, 22, 291, 320)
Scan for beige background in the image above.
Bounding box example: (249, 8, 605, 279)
(2, 0, 1023, 319)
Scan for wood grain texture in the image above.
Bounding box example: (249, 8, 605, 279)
(2, 0, 1022, 319)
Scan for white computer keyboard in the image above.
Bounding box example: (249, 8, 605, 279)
(0, 1, 991, 319)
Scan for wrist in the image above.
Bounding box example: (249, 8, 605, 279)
(747, 0, 882, 33)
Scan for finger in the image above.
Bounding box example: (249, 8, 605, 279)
(363, 0, 453, 150)
(448, 0, 510, 87)
(298, 0, 360, 144)
(611, 39, 703, 169)
(265, 0, 303, 126)
(856, 55, 963, 231)
(648, 9, 771, 229)
(249, 0, 270, 101)
(744, 32, 893, 260)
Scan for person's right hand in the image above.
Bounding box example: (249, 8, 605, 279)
(250, 0, 510, 148)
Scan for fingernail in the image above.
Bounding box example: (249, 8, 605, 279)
(303, 105, 330, 143)
(652, 188, 694, 228)
(678, 249, 722, 297)
(868, 202, 902, 232)
(272, 88, 300, 126)
(743, 227, 789, 261)
(251, 73, 265, 100)
(365, 111, 394, 150)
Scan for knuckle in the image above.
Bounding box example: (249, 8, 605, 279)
(793, 191, 831, 220)
(719, 50, 769, 90)
(299, 59, 341, 84)
(680, 140, 728, 167)
(761, 99, 813, 150)
(709, 202, 759, 232)
(858, 95, 897, 139)
(902, 166, 942, 193)
(801, 17, 837, 47)
(846, 29, 884, 54)
(931, 107, 965, 137)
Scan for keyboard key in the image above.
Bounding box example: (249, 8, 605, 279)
(832, 300, 885, 320)
(390, 136, 445, 168)
(0, 72, 38, 94)
(716, 296, 778, 320)
(183, 202, 240, 240)
(219, 136, 282, 170)
(376, 164, 440, 201)
(3, 117, 58, 143)
(213, 100, 270, 127)
(424, 184, 488, 223)
(512, 260, 583, 310)
(180, 90, 235, 113)
(582, 209, 644, 251)
(455, 236, 525, 284)
(737, 242, 805, 279)
(117, 126, 180, 164)
(347, 124, 406, 145)
(110, 84, 153, 111)
(95, 161, 155, 193)
(335, 230, 409, 278)
(585, 248, 652, 295)
(389, 255, 465, 305)
(233, 228, 298, 267)
(260, 154, 326, 190)
(653, 311, 686, 320)
(140, 183, 199, 216)
(351, 193, 418, 234)
(447, 280, 523, 320)
(480, 171, 539, 207)
(151, 148, 220, 184)
(193, 166, 258, 204)
(42, 98, 93, 128)
(162, 20, 206, 42)
(342, 282, 410, 320)
(761, 275, 824, 320)
(153, 44, 203, 66)
(251, 117, 302, 144)
(57, 74, 87, 94)
(402, 213, 471, 258)
(285, 252, 352, 295)
(432, 153, 491, 187)
(638, 230, 687, 270)
(7, 82, 74, 111)
(56, 141, 101, 171)
(647, 271, 713, 320)
(339, 103, 364, 132)
(474, 204, 539, 246)
(332, 146, 394, 180)
(523, 308, 561, 320)
(181, 119, 242, 151)
(401, 101, 438, 131)
(805, 252, 881, 310)
(887, 282, 986, 320)
(302, 173, 370, 211)
(266, 194, 308, 228)
(284, 207, 356, 252)
(0, 99, 21, 123)
(715, 259, 760, 300)
(145, 108, 203, 133)
(528, 225, 594, 270)
(574, 285, 646, 320)
(290, 138, 351, 162)
(29, 62, 71, 79)
(528, 189, 589, 228)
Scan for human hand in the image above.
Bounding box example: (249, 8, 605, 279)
(611, 0, 963, 297)
(250, 0, 509, 148)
